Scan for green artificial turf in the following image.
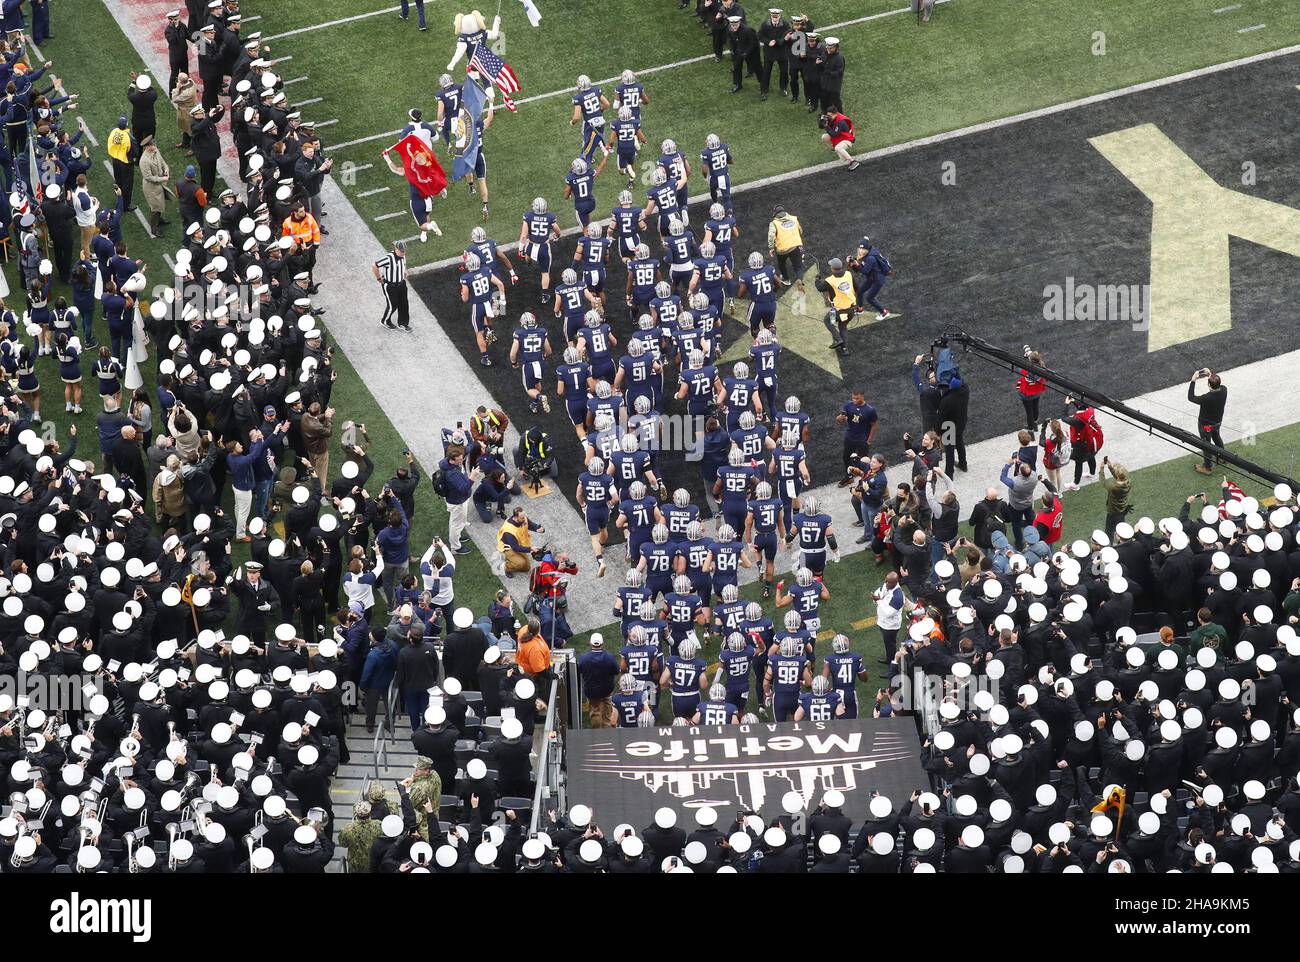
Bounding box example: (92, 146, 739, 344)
(240, 0, 1300, 266)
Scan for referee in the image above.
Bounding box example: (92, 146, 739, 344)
(374, 241, 411, 331)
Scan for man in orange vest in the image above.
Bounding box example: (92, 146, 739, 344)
(282, 199, 322, 289)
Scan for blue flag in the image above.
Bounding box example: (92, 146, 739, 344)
(451, 77, 486, 182)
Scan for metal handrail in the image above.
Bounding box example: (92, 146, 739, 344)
(527, 665, 562, 836)
(385, 676, 398, 743)
(372, 720, 388, 779)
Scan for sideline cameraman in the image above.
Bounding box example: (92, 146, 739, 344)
(497, 506, 545, 576)
(516, 425, 557, 486)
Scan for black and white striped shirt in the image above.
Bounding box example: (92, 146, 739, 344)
(375, 252, 406, 285)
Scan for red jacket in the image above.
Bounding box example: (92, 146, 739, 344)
(1034, 497, 1064, 544)
(1017, 368, 1047, 398)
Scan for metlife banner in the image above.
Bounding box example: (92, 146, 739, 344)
(567, 718, 927, 826)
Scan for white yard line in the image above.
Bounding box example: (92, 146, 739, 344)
(405, 40, 1300, 274)
(356, 186, 391, 197)
(328, 0, 957, 149)
(283, 75, 310, 86)
(310, 119, 339, 129)
(1214, 4, 1242, 12)
(270, 56, 293, 65)
(373, 211, 406, 221)
(262, 6, 403, 41)
(290, 97, 323, 108)
(1239, 23, 1267, 33)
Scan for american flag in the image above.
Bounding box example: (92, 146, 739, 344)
(469, 46, 521, 112)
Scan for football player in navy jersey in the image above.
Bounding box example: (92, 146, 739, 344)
(750, 328, 782, 416)
(609, 190, 646, 262)
(779, 567, 830, 639)
(663, 219, 698, 292)
(711, 583, 746, 635)
(573, 222, 612, 306)
(608, 106, 647, 187)
(613, 70, 649, 121)
(465, 225, 518, 285)
(715, 635, 754, 713)
(576, 455, 617, 577)
(519, 196, 562, 306)
(663, 575, 704, 652)
(570, 74, 610, 150)
(434, 74, 462, 147)
(714, 447, 760, 533)
(679, 520, 714, 604)
(459, 251, 507, 367)
(564, 157, 605, 229)
(554, 345, 592, 439)
(687, 291, 722, 357)
(670, 312, 707, 371)
(702, 202, 739, 302)
(765, 636, 811, 722)
(695, 683, 740, 725)
(823, 634, 867, 719)
(745, 480, 785, 597)
(584, 412, 620, 463)
(617, 480, 658, 566)
(613, 673, 648, 727)
(789, 493, 838, 575)
(615, 567, 655, 629)
(609, 433, 658, 501)
(663, 637, 707, 719)
(648, 283, 681, 336)
(553, 268, 595, 344)
(708, 525, 752, 602)
(619, 622, 661, 696)
(613, 337, 661, 414)
(625, 242, 662, 319)
(795, 675, 845, 721)
(740, 599, 774, 683)
(659, 487, 699, 544)
(769, 434, 810, 531)
(772, 394, 809, 448)
(699, 133, 735, 212)
(585, 379, 623, 431)
(773, 608, 815, 663)
(719, 360, 762, 432)
(689, 240, 731, 318)
(637, 523, 676, 599)
(657, 139, 692, 224)
(578, 310, 618, 383)
(509, 312, 553, 414)
(737, 250, 780, 336)
(730, 410, 774, 462)
(579, 115, 610, 167)
(628, 395, 665, 469)
(629, 321, 667, 409)
(675, 349, 719, 419)
(643, 167, 685, 240)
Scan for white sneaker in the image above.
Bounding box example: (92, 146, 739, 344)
(419, 230, 427, 243)
(597, 558, 606, 577)
(430, 220, 443, 237)
(540, 394, 550, 413)
(73, 405, 82, 414)
(65, 402, 72, 412)
(1063, 483, 1079, 492)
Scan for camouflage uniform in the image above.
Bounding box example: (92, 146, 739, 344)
(408, 757, 443, 840)
(338, 802, 382, 873)
(365, 781, 395, 821)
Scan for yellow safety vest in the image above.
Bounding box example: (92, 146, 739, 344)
(107, 127, 133, 164)
(827, 272, 856, 310)
(496, 519, 532, 555)
(771, 214, 803, 253)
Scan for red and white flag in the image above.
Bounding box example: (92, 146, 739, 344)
(386, 133, 447, 198)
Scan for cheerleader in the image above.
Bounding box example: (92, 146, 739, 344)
(0, 337, 18, 382)
(94, 345, 123, 406)
(15, 342, 40, 421)
(24, 275, 52, 356)
(56, 332, 82, 414)
(51, 296, 79, 345)
(71, 255, 98, 346)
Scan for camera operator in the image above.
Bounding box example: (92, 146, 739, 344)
(516, 425, 557, 488)
(469, 404, 509, 470)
